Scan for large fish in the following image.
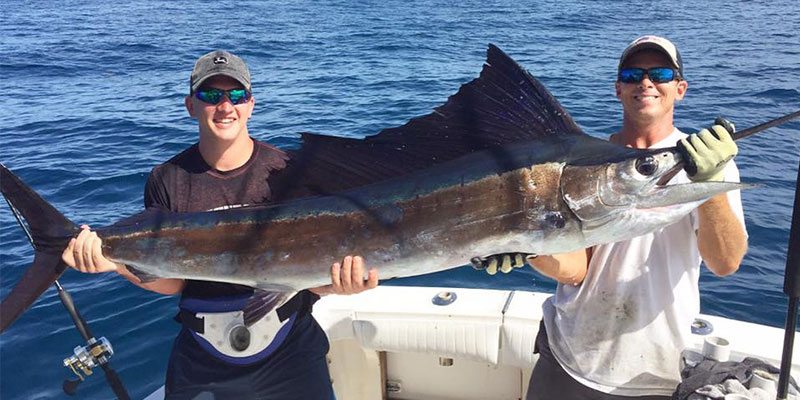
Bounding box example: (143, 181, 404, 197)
(0, 45, 747, 331)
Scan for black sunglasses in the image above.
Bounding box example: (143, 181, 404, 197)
(618, 67, 680, 84)
(194, 88, 252, 105)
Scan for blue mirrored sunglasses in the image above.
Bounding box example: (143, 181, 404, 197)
(194, 88, 252, 105)
(618, 67, 679, 84)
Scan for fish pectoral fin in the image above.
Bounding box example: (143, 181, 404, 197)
(470, 252, 537, 275)
(126, 265, 161, 283)
(243, 290, 322, 327)
(243, 290, 291, 327)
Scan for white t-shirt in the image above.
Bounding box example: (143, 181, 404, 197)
(541, 128, 747, 396)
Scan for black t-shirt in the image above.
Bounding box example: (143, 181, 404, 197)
(143, 138, 289, 299)
(154, 139, 333, 397)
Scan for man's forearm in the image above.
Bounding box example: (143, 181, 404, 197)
(529, 248, 591, 285)
(697, 194, 747, 276)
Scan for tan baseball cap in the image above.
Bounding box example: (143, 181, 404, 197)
(618, 35, 684, 78)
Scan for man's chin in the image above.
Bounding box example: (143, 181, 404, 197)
(202, 127, 245, 143)
(627, 106, 665, 121)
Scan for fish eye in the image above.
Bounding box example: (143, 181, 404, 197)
(635, 156, 658, 176)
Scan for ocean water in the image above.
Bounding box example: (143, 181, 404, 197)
(1, 1, 799, 398)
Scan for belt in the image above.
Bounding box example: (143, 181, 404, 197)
(174, 290, 320, 364)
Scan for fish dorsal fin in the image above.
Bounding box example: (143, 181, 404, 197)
(271, 44, 584, 200)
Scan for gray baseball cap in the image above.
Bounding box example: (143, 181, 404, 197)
(618, 35, 684, 78)
(190, 50, 251, 92)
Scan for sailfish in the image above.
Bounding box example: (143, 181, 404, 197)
(0, 44, 754, 331)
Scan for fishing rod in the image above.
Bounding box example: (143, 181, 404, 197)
(733, 109, 800, 141)
(777, 156, 800, 400)
(2, 198, 130, 400)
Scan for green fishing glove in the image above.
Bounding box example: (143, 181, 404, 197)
(470, 253, 537, 275)
(678, 117, 738, 182)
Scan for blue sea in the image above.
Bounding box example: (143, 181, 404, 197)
(1, 1, 799, 399)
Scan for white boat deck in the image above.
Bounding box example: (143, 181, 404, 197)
(145, 286, 798, 400)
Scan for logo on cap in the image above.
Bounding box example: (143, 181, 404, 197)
(213, 56, 228, 65)
(634, 35, 657, 44)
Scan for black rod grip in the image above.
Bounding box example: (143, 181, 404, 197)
(101, 363, 131, 400)
(777, 298, 798, 400)
(784, 157, 800, 297)
(56, 282, 93, 341)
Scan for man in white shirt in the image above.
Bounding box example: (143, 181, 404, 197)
(526, 35, 748, 399)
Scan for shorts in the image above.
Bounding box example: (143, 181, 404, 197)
(526, 321, 670, 400)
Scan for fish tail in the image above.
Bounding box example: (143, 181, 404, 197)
(0, 163, 78, 332)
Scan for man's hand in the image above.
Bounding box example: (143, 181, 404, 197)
(62, 226, 186, 295)
(471, 253, 536, 275)
(62, 225, 122, 273)
(679, 118, 737, 182)
(310, 255, 379, 296)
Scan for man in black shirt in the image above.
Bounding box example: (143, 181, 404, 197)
(62, 50, 379, 399)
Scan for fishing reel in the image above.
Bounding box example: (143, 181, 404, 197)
(62, 337, 115, 395)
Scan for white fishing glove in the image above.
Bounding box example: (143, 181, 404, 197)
(470, 253, 536, 275)
(679, 118, 738, 182)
